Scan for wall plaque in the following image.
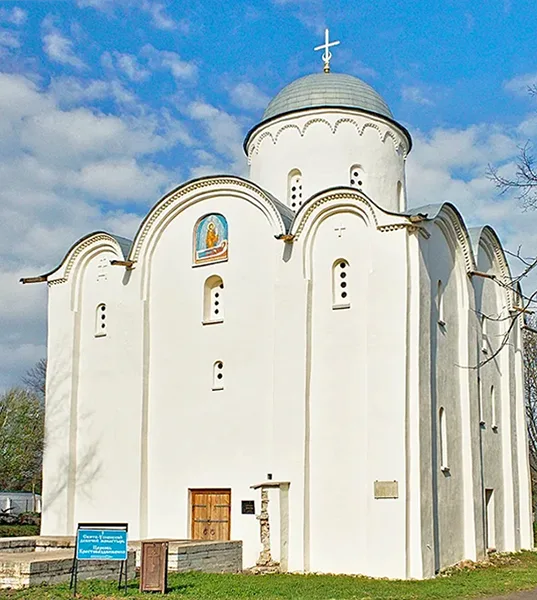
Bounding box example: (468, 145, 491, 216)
(374, 480, 399, 499)
(241, 500, 255, 514)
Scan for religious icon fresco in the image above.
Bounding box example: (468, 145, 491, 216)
(193, 214, 228, 265)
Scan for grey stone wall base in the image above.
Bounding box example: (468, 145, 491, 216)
(0, 536, 242, 588)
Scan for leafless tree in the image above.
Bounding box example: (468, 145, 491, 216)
(489, 85, 537, 210)
(21, 358, 46, 403)
(524, 314, 537, 506)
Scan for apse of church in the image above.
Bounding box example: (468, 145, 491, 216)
(24, 29, 532, 580)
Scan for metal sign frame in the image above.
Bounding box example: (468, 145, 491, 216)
(70, 522, 129, 596)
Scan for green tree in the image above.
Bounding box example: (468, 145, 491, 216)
(0, 388, 44, 492)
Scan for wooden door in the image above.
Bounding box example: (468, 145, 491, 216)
(190, 489, 231, 541)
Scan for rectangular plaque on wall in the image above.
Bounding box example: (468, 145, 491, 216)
(374, 480, 399, 499)
(241, 500, 255, 514)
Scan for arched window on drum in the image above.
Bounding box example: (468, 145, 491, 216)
(349, 165, 364, 190)
(332, 259, 350, 309)
(288, 169, 303, 210)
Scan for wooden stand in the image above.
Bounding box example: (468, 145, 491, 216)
(140, 540, 169, 594)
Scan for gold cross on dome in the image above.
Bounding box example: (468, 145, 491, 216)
(314, 28, 340, 73)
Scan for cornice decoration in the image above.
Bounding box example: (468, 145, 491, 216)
(478, 228, 514, 310)
(64, 235, 119, 280)
(130, 177, 286, 262)
(48, 278, 67, 287)
(248, 116, 409, 158)
(48, 234, 120, 286)
(376, 222, 430, 238)
(433, 209, 475, 274)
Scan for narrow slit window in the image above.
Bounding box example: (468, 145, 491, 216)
(437, 280, 445, 327)
(481, 315, 488, 354)
(491, 385, 498, 431)
(479, 378, 485, 426)
(288, 169, 303, 210)
(439, 407, 448, 471)
(203, 276, 224, 323)
(397, 181, 404, 212)
(350, 165, 364, 189)
(332, 259, 350, 309)
(212, 361, 224, 391)
(95, 303, 107, 337)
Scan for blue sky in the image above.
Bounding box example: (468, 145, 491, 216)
(2, 0, 537, 389)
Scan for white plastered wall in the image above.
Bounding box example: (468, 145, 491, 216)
(41, 281, 76, 535)
(73, 250, 143, 534)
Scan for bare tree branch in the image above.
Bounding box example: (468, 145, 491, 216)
(21, 359, 46, 403)
(488, 142, 537, 210)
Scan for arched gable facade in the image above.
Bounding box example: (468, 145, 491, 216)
(40, 232, 142, 537)
(471, 226, 530, 554)
(128, 176, 288, 298)
(279, 188, 412, 577)
(416, 204, 480, 575)
(134, 176, 288, 561)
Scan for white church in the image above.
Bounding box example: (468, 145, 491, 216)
(25, 33, 533, 579)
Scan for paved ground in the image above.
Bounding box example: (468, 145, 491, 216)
(483, 590, 537, 599)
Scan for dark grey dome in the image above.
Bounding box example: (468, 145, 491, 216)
(263, 72, 393, 121)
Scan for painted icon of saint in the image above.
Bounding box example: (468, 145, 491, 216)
(206, 222, 219, 248)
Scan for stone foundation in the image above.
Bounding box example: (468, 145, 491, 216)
(0, 548, 135, 589)
(131, 539, 242, 573)
(0, 537, 242, 589)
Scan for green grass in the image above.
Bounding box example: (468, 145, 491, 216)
(2, 552, 537, 599)
(0, 524, 39, 537)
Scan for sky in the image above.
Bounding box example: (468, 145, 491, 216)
(2, 0, 537, 390)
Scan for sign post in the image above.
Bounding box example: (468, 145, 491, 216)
(70, 523, 129, 596)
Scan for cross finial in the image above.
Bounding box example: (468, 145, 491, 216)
(314, 28, 340, 73)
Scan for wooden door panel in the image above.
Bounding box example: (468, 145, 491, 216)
(190, 489, 230, 541)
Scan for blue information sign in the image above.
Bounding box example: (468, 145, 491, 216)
(76, 528, 128, 561)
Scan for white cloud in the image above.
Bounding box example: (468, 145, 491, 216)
(0, 29, 20, 48)
(402, 85, 434, 106)
(272, 0, 326, 33)
(228, 82, 269, 112)
(76, 0, 114, 10)
(76, 0, 189, 32)
(407, 121, 537, 291)
(42, 18, 86, 69)
(69, 158, 171, 201)
(0, 70, 197, 390)
(504, 72, 537, 97)
(142, 44, 197, 81)
(49, 76, 110, 104)
(349, 61, 378, 80)
(102, 51, 151, 82)
(0, 7, 27, 26)
(140, 0, 177, 31)
(186, 100, 247, 175)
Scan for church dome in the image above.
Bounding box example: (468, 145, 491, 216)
(262, 72, 393, 122)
